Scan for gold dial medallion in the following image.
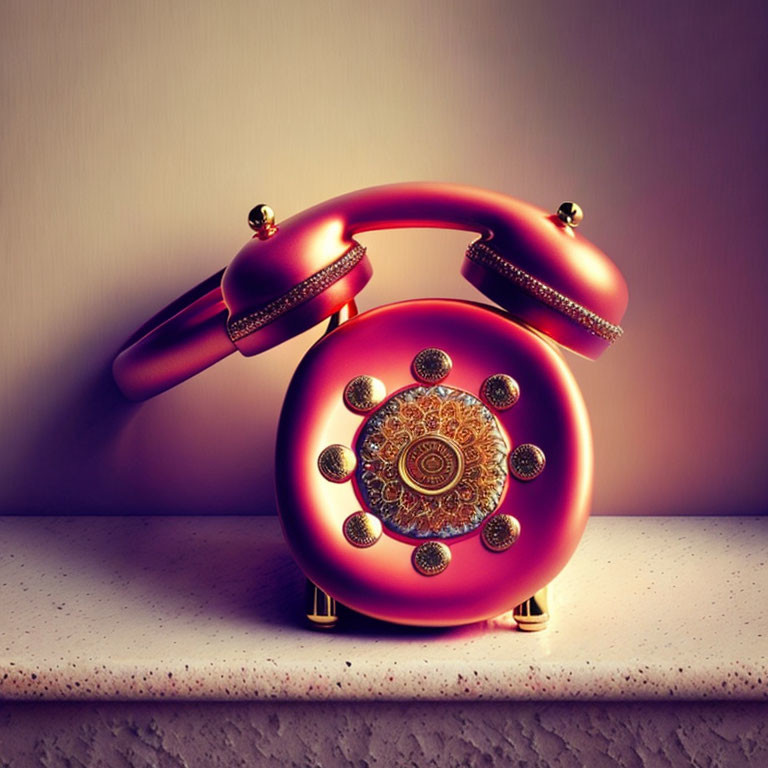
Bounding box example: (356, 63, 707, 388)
(318, 444, 356, 482)
(398, 434, 464, 496)
(356, 385, 508, 538)
(412, 541, 451, 576)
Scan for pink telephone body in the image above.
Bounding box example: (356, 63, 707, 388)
(113, 183, 628, 630)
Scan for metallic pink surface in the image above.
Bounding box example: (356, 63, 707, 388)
(112, 271, 235, 401)
(276, 300, 593, 626)
(113, 183, 627, 400)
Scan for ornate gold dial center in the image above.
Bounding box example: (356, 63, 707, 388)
(356, 385, 508, 539)
(398, 435, 464, 495)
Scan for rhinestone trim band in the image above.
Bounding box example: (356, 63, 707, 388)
(227, 243, 367, 342)
(465, 241, 623, 343)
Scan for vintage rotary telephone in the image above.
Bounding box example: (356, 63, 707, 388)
(113, 183, 628, 631)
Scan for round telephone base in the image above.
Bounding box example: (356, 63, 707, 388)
(278, 300, 590, 627)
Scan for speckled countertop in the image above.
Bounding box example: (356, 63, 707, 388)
(0, 516, 765, 701)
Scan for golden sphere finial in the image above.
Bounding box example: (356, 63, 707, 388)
(248, 204, 277, 239)
(556, 201, 583, 228)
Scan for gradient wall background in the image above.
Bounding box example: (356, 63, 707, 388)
(0, 0, 765, 516)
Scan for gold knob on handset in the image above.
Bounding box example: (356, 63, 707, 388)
(556, 201, 584, 228)
(248, 204, 278, 239)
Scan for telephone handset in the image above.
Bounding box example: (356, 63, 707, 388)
(114, 183, 628, 630)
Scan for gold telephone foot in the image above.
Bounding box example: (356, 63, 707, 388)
(305, 580, 338, 629)
(515, 617, 549, 632)
(307, 617, 338, 629)
(513, 585, 550, 632)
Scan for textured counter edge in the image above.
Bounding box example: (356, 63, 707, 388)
(2, 659, 766, 703)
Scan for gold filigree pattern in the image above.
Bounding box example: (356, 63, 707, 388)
(356, 385, 508, 538)
(398, 434, 464, 495)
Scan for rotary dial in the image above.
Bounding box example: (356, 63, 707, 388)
(317, 348, 546, 575)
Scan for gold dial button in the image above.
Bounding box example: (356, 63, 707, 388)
(343, 512, 383, 547)
(412, 541, 451, 576)
(480, 374, 520, 410)
(509, 443, 546, 481)
(412, 348, 452, 383)
(482, 514, 521, 552)
(343, 375, 386, 413)
(318, 444, 356, 482)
